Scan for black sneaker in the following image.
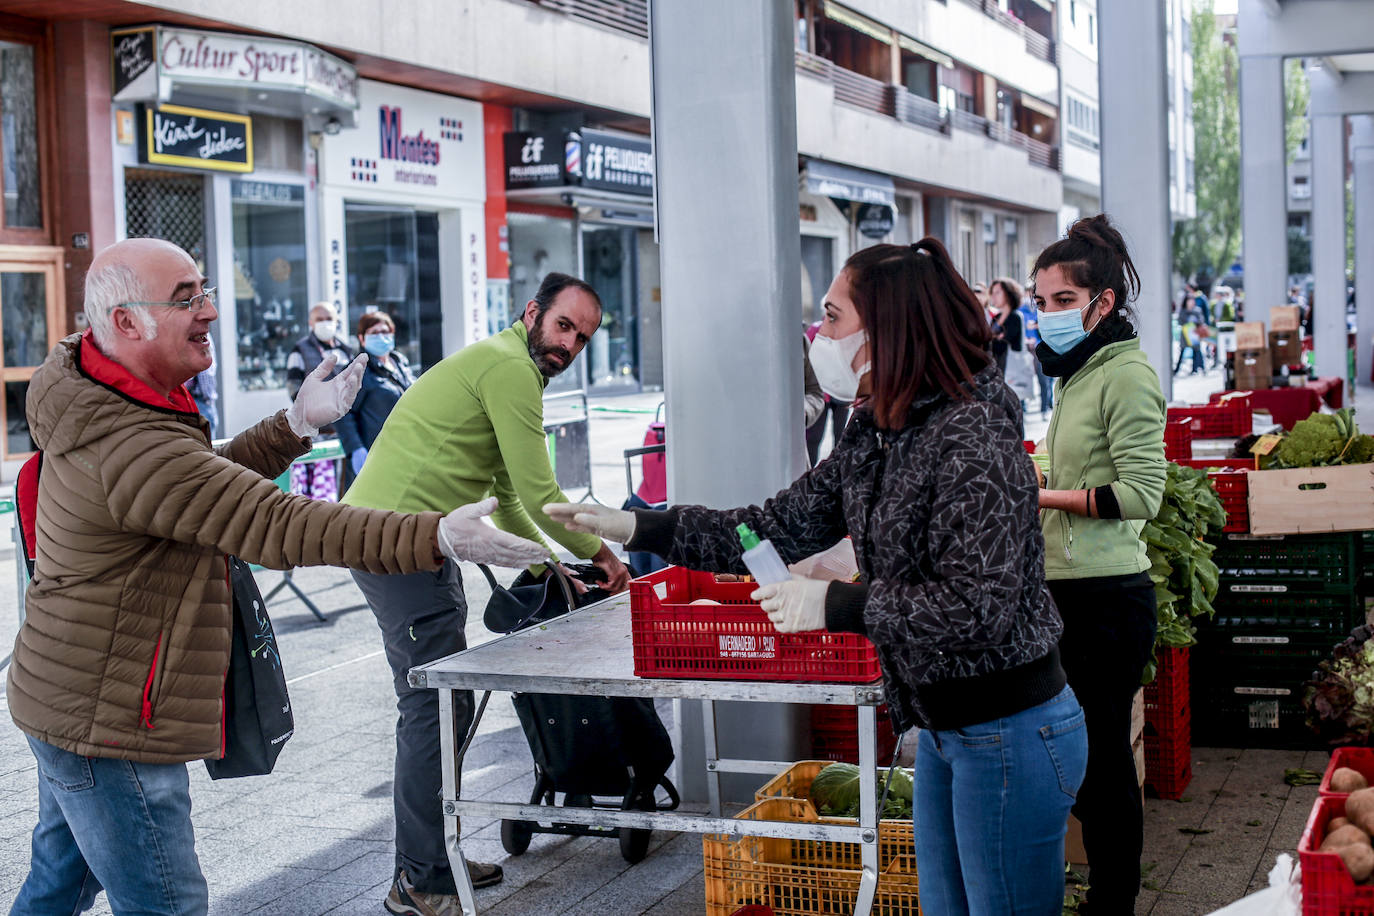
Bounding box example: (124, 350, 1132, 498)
(384, 865, 504, 916)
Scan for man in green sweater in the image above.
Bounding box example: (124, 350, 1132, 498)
(344, 272, 630, 915)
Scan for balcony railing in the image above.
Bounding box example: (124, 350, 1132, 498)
(952, 0, 1056, 64)
(894, 89, 949, 134)
(523, 0, 648, 39)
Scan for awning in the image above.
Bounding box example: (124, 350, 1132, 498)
(803, 160, 896, 208)
(1020, 93, 1059, 119)
(897, 34, 954, 70)
(823, 1, 892, 45)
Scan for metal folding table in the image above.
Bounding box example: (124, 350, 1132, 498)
(409, 591, 888, 916)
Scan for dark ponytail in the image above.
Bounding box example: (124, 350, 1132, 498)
(1031, 213, 1141, 327)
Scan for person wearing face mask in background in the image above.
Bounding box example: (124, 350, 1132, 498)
(804, 297, 871, 464)
(1032, 214, 1167, 915)
(285, 302, 355, 498)
(803, 320, 852, 465)
(334, 311, 415, 479)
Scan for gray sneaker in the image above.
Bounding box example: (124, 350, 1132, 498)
(384, 866, 504, 916)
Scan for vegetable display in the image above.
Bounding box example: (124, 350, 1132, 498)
(1305, 625, 1374, 747)
(808, 762, 913, 819)
(1142, 463, 1226, 681)
(1261, 408, 1374, 469)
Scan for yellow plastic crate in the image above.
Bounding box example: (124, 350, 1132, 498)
(703, 796, 920, 916)
(753, 760, 916, 867)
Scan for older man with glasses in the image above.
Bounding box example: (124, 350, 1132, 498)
(5, 237, 550, 916)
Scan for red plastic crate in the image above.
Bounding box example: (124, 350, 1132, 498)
(629, 567, 883, 683)
(1174, 457, 1257, 471)
(1167, 394, 1254, 439)
(1144, 648, 1192, 799)
(1023, 440, 1037, 454)
(1320, 747, 1374, 797)
(809, 704, 898, 764)
(1300, 796, 1374, 915)
(1164, 417, 1194, 462)
(1207, 470, 1250, 534)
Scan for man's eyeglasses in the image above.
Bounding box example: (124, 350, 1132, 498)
(121, 287, 218, 313)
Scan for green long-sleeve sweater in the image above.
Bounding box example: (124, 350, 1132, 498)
(342, 322, 602, 559)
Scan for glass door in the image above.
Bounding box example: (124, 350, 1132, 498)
(0, 248, 63, 459)
(344, 204, 442, 372)
(580, 225, 638, 392)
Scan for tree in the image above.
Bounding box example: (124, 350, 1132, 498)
(1284, 59, 1310, 164)
(1173, 0, 1239, 289)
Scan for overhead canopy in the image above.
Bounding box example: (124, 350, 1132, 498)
(803, 159, 896, 207)
(823, 1, 892, 45)
(897, 34, 954, 69)
(1020, 93, 1059, 118)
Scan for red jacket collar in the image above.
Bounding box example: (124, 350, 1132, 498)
(77, 330, 199, 414)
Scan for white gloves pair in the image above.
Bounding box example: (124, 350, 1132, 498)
(285, 353, 367, 439)
(544, 503, 828, 633)
(439, 498, 550, 567)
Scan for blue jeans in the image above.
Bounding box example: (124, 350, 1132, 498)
(914, 686, 1087, 916)
(10, 736, 208, 916)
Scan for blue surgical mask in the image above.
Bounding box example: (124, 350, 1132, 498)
(364, 333, 394, 357)
(1036, 292, 1103, 354)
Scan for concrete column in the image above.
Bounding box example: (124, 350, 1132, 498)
(1311, 111, 1348, 382)
(1353, 116, 1374, 391)
(1097, 0, 1172, 400)
(650, 0, 807, 804)
(1239, 55, 1289, 327)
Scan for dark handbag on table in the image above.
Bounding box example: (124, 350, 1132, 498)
(480, 562, 612, 634)
(205, 557, 294, 779)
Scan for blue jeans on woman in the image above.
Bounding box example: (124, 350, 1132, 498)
(913, 686, 1088, 916)
(10, 735, 208, 916)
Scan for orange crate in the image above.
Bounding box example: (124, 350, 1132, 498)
(703, 797, 920, 916)
(630, 567, 882, 683)
(1299, 795, 1374, 915)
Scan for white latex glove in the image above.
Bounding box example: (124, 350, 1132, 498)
(543, 502, 637, 544)
(438, 498, 550, 567)
(285, 352, 367, 438)
(752, 575, 830, 633)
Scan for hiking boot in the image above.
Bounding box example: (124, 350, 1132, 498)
(384, 865, 504, 916)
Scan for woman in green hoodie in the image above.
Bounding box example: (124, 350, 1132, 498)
(1032, 214, 1167, 915)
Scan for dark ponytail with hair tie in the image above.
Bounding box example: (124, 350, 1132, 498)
(1034, 213, 1141, 328)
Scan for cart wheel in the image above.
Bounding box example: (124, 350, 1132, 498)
(501, 818, 534, 856)
(618, 824, 652, 863)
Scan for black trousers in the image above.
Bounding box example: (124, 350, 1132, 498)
(353, 561, 474, 895)
(1050, 572, 1157, 911)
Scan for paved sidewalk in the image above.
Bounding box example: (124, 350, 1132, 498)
(0, 371, 1351, 915)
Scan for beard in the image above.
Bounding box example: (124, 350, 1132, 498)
(527, 315, 573, 378)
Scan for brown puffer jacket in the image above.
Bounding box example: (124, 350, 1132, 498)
(7, 333, 443, 763)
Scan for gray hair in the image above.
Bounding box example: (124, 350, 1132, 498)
(85, 260, 158, 348)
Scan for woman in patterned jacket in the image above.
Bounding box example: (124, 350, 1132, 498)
(548, 238, 1087, 916)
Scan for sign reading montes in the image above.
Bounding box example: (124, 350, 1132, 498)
(379, 106, 439, 166)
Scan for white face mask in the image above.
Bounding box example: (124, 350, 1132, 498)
(809, 329, 869, 402)
(312, 320, 337, 343)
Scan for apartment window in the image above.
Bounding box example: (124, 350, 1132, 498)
(1186, 157, 1195, 193)
(1088, 13, 1095, 44)
(1069, 0, 1076, 25)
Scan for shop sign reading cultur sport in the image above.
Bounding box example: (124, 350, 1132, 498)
(138, 104, 253, 173)
(502, 129, 653, 196)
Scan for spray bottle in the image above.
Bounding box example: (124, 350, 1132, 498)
(736, 523, 790, 585)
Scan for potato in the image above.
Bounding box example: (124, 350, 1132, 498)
(1337, 842, 1374, 883)
(1347, 788, 1374, 834)
(1332, 768, 1370, 793)
(1321, 824, 1370, 851)
(1332, 817, 1353, 832)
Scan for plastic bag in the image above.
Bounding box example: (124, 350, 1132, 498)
(790, 538, 858, 582)
(1204, 854, 1300, 916)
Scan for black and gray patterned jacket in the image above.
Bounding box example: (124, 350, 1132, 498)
(629, 364, 1064, 733)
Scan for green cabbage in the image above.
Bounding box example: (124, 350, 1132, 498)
(808, 762, 914, 819)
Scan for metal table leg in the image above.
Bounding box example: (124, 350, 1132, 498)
(701, 699, 722, 817)
(440, 688, 491, 916)
(262, 569, 327, 622)
(853, 703, 879, 916)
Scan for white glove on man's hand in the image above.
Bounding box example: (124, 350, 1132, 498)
(439, 498, 550, 567)
(752, 575, 830, 633)
(543, 503, 637, 544)
(285, 352, 367, 438)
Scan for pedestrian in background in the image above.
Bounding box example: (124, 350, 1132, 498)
(1032, 214, 1167, 914)
(185, 345, 218, 439)
(804, 319, 852, 465)
(335, 310, 415, 477)
(285, 302, 354, 498)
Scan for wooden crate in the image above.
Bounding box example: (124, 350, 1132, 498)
(1247, 465, 1374, 536)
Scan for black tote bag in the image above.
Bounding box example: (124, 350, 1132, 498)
(479, 563, 610, 634)
(205, 557, 295, 779)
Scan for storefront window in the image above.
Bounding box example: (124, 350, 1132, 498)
(344, 204, 441, 372)
(232, 180, 307, 391)
(0, 40, 40, 229)
(799, 235, 834, 328)
(508, 211, 580, 393)
(2, 270, 46, 367)
(581, 225, 638, 391)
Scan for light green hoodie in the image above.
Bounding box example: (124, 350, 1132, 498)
(1042, 337, 1167, 580)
